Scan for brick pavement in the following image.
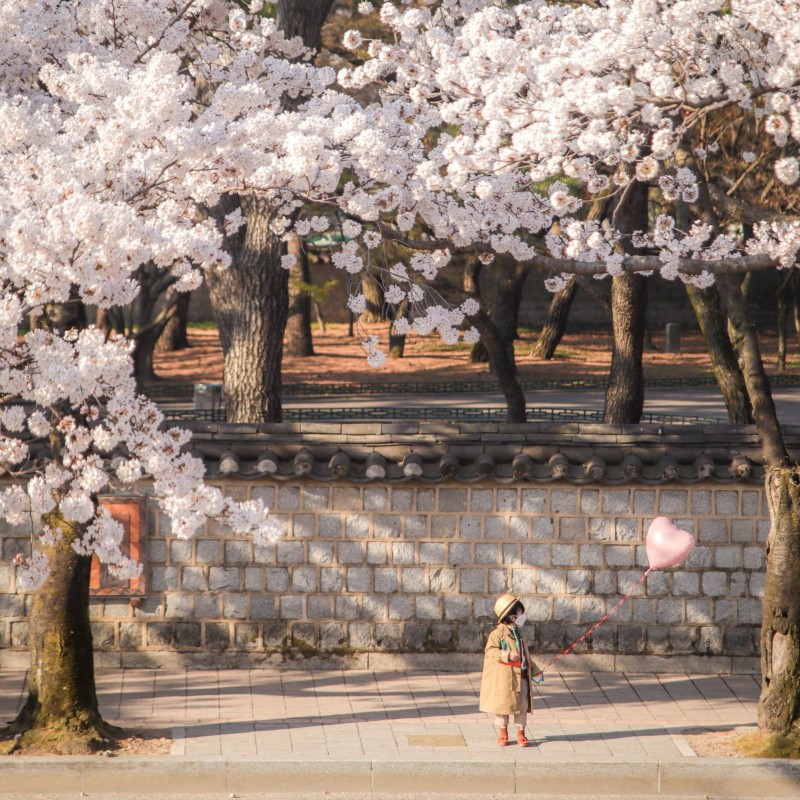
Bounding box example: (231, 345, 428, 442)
(0, 669, 759, 761)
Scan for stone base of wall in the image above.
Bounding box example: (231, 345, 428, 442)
(0, 647, 759, 674)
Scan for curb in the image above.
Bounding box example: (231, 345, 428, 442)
(1, 756, 798, 797)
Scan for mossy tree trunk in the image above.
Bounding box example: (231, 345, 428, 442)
(717, 273, 800, 734)
(6, 511, 116, 754)
(532, 278, 576, 360)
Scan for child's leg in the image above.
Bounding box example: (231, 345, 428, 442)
(494, 714, 509, 745)
(513, 679, 530, 729)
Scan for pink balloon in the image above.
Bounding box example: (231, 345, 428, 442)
(646, 516, 695, 570)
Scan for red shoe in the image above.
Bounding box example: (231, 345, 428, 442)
(496, 727, 508, 746)
(517, 729, 529, 747)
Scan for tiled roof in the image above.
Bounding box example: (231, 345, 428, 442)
(176, 422, 776, 484)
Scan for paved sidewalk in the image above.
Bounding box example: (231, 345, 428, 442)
(6, 668, 800, 798)
(1, 668, 759, 760)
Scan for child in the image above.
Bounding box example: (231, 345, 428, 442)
(479, 593, 536, 747)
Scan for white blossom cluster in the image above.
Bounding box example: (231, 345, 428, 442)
(338, 0, 799, 291)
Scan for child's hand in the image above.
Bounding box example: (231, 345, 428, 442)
(509, 650, 520, 661)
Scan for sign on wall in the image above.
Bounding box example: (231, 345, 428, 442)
(89, 496, 146, 597)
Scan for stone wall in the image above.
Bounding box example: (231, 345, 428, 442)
(0, 474, 767, 673)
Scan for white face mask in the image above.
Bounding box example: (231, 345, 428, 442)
(513, 613, 527, 627)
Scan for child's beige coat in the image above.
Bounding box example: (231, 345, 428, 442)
(479, 623, 536, 716)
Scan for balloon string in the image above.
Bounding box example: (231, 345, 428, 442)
(532, 567, 653, 683)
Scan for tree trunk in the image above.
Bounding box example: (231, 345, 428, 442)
(7, 511, 115, 753)
(206, 196, 288, 422)
(716, 273, 800, 734)
(533, 279, 577, 359)
(284, 234, 314, 357)
(604, 181, 649, 423)
(360, 271, 386, 323)
(155, 291, 190, 353)
(776, 271, 797, 372)
(276, 0, 334, 52)
(388, 299, 409, 358)
(686, 284, 752, 423)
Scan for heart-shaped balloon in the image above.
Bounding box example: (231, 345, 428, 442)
(646, 516, 695, 570)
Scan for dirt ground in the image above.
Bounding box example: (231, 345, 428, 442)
(684, 727, 754, 758)
(152, 323, 799, 386)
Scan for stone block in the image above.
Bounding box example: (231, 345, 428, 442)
(715, 490, 739, 515)
(460, 568, 485, 594)
(551, 544, 575, 566)
(366, 542, 388, 565)
(208, 567, 239, 592)
(511, 568, 533, 594)
(277, 487, 299, 510)
(392, 542, 415, 565)
(502, 544, 520, 565)
(251, 596, 276, 620)
(588, 517, 612, 541)
(265, 567, 289, 593)
(685, 546, 712, 568)
(551, 489, 577, 513)
(673, 571, 700, 596)
(262, 622, 288, 648)
(580, 489, 599, 514)
(302, 487, 329, 510)
(647, 625, 669, 651)
(374, 623, 402, 649)
(685, 599, 712, 623)
(320, 567, 343, 593)
(578, 543, 602, 567)
(420, 543, 445, 565)
(223, 594, 248, 620)
(475, 543, 499, 564)
(119, 622, 143, 649)
(632, 599, 655, 622)
(332, 488, 360, 510)
(418, 489, 435, 512)
(375, 567, 399, 594)
(497, 489, 518, 512)
(605, 545, 632, 567)
(439, 489, 467, 512)
(430, 568, 456, 593)
(698, 625, 723, 654)
(444, 595, 470, 621)
(403, 623, 429, 650)
(559, 517, 586, 541)
(531, 516, 555, 540)
(714, 599, 734, 624)
(553, 597, 577, 622)
(335, 596, 357, 619)
(579, 597, 604, 622)
(148, 539, 167, 564)
(738, 598, 761, 624)
(391, 489, 413, 511)
(277, 541, 303, 564)
(401, 567, 426, 593)
(743, 546, 764, 570)
(715, 546, 742, 568)
(416, 596, 441, 620)
(521, 543, 548, 565)
(251, 486, 276, 507)
(292, 514, 315, 538)
(488, 568, 509, 593)
(195, 595, 220, 619)
(485, 516, 506, 538)
(364, 488, 388, 511)
(170, 540, 193, 564)
(690, 489, 712, 515)
(348, 623, 373, 649)
(360, 596, 387, 621)
(618, 570, 644, 594)
(234, 623, 260, 649)
(509, 516, 529, 539)
(196, 540, 223, 565)
(603, 490, 631, 514)
(430, 515, 456, 538)
(659, 490, 688, 515)
(535, 567, 565, 594)
(459, 515, 481, 538)
(181, 567, 206, 591)
(741, 490, 760, 517)
(319, 622, 345, 649)
(388, 596, 413, 620)
(615, 518, 638, 541)
(633, 490, 655, 514)
(147, 622, 174, 647)
(521, 489, 547, 513)
(308, 542, 333, 564)
(338, 542, 363, 564)
(448, 542, 471, 565)
(319, 514, 342, 538)
(345, 514, 370, 538)
(346, 567, 371, 593)
(470, 489, 493, 511)
(723, 626, 753, 655)
(731, 519, 755, 543)
(750, 573, 765, 597)
(292, 567, 318, 593)
(593, 570, 615, 595)
(701, 572, 726, 597)
(618, 625, 646, 654)
(165, 594, 195, 619)
(698, 518, 728, 543)
(279, 596, 303, 619)
(567, 569, 591, 594)
(148, 566, 175, 593)
(669, 625, 698, 653)
(374, 514, 401, 538)
(729, 570, 745, 596)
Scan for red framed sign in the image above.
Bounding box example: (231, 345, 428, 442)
(90, 496, 147, 596)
